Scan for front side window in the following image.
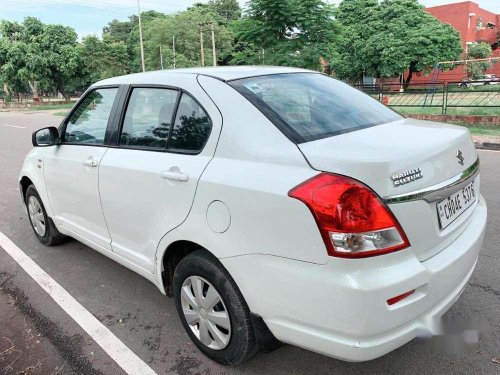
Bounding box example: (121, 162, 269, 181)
(120, 88, 179, 149)
(229, 73, 402, 143)
(65, 88, 118, 145)
(168, 93, 212, 153)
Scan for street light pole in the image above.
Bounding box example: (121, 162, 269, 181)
(210, 23, 216, 67)
(172, 36, 176, 69)
(137, 0, 145, 72)
(160, 45, 164, 69)
(199, 24, 205, 67)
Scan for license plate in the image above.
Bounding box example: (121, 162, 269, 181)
(437, 179, 477, 229)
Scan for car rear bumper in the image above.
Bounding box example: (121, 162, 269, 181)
(221, 196, 487, 361)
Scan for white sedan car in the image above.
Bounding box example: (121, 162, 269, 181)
(20, 67, 487, 365)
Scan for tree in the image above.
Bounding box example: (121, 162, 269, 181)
(103, 11, 166, 73)
(38, 23, 82, 99)
(333, 0, 378, 81)
(142, 7, 234, 69)
(465, 43, 492, 79)
(0, 17, 83, 99)
(335, 0, 463, 87)
(232, 0, 341, 71)
(102, 19, 133, 44)
(208, 0, 242, 23)
(79, 35, 129, 84)
(0, 18, 41, 96)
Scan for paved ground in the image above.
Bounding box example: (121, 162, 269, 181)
(0, 111, 499, 375)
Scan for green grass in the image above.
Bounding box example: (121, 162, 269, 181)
(0, 102, 76, 112)
(468, 126, 500, 136)
(394, 107, 443, 115)
(394, 106, 500, 116)
(447, 84, 500, 92)
(392, 107, 500, 136)
(26, 102, 76, 111)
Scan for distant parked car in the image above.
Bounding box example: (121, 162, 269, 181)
(460, 74, 500, 87)
(20, 67, 487, 365)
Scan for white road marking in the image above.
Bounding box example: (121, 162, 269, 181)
(1, 124, 26, 129)
(0, 231, 157, 375)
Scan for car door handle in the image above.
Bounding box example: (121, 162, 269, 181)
(82, 158, 98, 167)
(160, 171, 189, 182)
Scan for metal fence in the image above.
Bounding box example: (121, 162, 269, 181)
(355, 81, 500, 114)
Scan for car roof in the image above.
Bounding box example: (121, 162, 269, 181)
(94, 66, 315, 86)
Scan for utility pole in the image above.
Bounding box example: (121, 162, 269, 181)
(160, 45, 164, 69)
(137, 0, 145, 72)
(210, 23, 216, 67)
(172, 36, 176, 68)
(199, 23, 205, 67)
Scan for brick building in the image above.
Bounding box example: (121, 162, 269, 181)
(412, 1, 499, 83)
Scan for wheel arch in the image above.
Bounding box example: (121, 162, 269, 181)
(159, 239, 212, 296)
(160, 239, 282, 353)
(18, 172, 54, 218)
(19, 175, 34, 203)
(18, 149, 55, 218)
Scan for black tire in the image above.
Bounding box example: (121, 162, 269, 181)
(173, 249, 258, 366)
(25, 185, 65, 246)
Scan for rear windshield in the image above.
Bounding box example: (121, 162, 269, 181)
(229, 73, 402, 143)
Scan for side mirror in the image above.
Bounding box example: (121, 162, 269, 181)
(32, 127, 61, 147)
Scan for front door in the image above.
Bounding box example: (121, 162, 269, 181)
(99, 87, 215, 272)
(44, 87, 120, 249)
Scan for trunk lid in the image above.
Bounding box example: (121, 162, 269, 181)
(298, 118, 479, 261)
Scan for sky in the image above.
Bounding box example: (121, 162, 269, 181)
(1, 0, 500, 38)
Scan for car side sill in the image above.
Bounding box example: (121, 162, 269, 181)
(58, 226, 159, 288)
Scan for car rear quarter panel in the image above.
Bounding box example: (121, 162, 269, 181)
(155, 76, 328, 273)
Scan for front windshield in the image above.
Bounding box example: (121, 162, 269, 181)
(229, 73, 402, 143)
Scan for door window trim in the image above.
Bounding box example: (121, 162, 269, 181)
(115, 85, 181, 152)
(59, 85, 122, 148)
(112, 84, 214, 155)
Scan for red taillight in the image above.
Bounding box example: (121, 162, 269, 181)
(289, 173, 410, 258)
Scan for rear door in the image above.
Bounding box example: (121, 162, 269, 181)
(44, 87, 120, 249)
(98, 80, 221, 272)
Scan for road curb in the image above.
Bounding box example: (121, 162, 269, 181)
(474, 141, 500, 151)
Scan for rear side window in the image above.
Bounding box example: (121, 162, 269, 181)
(120, 88, 178, 149)
(65, 88, 118, 145)
(229, 73, 402, 143)
(168, 93, 212, 153)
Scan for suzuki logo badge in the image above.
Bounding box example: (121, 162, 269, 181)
(456, 150, 464, 166)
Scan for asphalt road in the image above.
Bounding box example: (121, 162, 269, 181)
(0, 111, 499, 375)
